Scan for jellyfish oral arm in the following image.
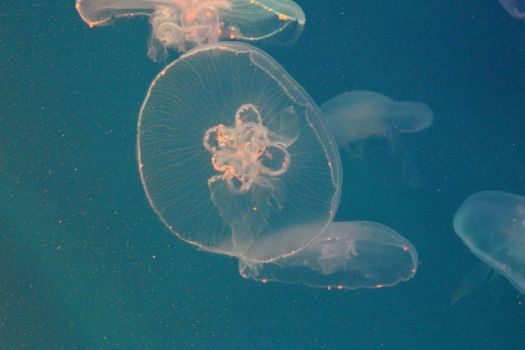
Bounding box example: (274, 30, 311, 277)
(203, 103, 292, 194)
(498, 0, 525, 19)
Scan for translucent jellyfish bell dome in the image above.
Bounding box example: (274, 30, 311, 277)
(453, 191, 525, 294)
(320, 90, 433, 146)
(239, 221, 418, 290)
(75, 0, 306, 61)
(137, 42, 342, 263)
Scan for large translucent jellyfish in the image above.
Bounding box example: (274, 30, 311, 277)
(498, 0, 525, 19)
(75, 0, 305, 61)
(453, 191, 525, 294)
(239, 221, 418, 290)
(138, 42, 342, 263)
(138, 42, 418, 289)
(320, 90, 433, 146)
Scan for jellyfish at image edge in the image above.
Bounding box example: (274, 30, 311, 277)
(453, 191, 525, 294)
(320, 90, 433, 147)
(138, 41, 342, 263)
(75, 0, 305, 61)
(137, 42, 419, 290)
(498, 0, 525, 19)
(239, 221, 418, 290)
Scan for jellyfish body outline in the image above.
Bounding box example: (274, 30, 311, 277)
(239, 221, 418, 290)
(137, 42, 419, 290)
(75, 0, 306, 61)
(453, 190, 525, 294)
(137, 42, 342, 263)
(320, 90, 433, 147)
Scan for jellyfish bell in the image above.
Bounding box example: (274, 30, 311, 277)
(320, 90, 433, 146)
(320, 90, 433, 189)
(453, 191, 525, 294)
(137, 42, 341, 263)
(239, 221, 419, 289)
(137, 43, 422, 289)
(75, 0, 306, 61)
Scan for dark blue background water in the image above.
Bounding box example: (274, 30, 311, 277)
(2, 1, 525, 349)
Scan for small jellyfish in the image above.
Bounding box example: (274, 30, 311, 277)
(321, 90, 433, 188)
(453, 191, 525, 294)
(138, 42, 342, 263)
(75, 0, 306, 61)
(320, 90, 433, 146)
(239, 221, 418, 289)
(499, 0, 525, 19)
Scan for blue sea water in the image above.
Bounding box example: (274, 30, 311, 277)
(1, 1, 525, 349)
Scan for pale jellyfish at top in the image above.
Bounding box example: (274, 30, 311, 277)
(453, 191, 525, 294)
(75, 0, 305, 61)
(137, 42, 418, 290)
(499, 0, 525, 19)
(320, 90, 433, 147)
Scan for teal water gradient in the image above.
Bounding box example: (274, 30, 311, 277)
(1, 1, 525, 349)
